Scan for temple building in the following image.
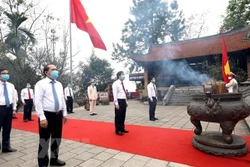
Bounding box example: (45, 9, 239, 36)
(132, 27, 250, 87)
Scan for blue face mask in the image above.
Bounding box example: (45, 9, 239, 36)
(121, 75, 125, 80)
(1, 74, 9, 81)
(27, 85, 31, 88)
(50, 70, 59, 79)
(68, 85, 71, 88)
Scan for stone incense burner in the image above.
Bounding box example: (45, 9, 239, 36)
(187, 80, 250, 156)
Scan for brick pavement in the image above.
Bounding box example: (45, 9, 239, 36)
(0, 100, 249, 167)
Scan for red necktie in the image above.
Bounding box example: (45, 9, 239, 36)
(28, 89, 31, 99)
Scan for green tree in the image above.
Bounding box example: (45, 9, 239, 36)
(0, 0, 39, 95)
(205, 56, 247, 82)
(0, 0, 70, 95)
(79, 53, 114, 92)
(4, 11, 36, 57)
(111, 0, 185, 71)
(0, 0, 40, 57)
(222, 0, 250, 31)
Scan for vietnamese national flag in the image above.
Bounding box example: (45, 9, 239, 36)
(70, 0, 106, 50)
(221, 32, 230, 83)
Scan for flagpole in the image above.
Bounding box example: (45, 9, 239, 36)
(69, 0, 73, 86)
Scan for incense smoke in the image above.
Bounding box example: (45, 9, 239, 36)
(158, 60, 210, 86)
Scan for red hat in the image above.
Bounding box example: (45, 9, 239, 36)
(229, 72, 236, 78)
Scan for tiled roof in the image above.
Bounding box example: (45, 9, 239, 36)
(132, 27, 250, 62)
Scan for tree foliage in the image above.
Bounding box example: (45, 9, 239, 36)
(222, 0, 250, 31)
(0, 0, 73, 95)
(3, 11, 36, 57)
(205, 56, 247, 83)
(111, 0, 185, 71)
(79, 53, 114, 92)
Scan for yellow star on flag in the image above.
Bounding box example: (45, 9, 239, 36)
(224, 61, 230, 75)
(86, 18, 91, 23)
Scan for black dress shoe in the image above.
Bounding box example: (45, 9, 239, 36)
(28, 119, 34, 121)
(71, 112, 75, 113)
(50, 159, 66, 166)
(116, 131, 123, 136)
(122, 130, 129, 133)
(2, 148, 17, 153)
(150, 119, 155, 121)
(90, 113, 95, 116)
(93, 113, 97, 115)
(154, 118, 158, 120)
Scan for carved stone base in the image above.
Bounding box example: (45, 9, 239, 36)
(192, 132, 248, 156)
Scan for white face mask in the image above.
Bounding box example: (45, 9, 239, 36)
(228, 76, 232, 80)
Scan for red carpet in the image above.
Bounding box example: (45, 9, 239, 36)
(12, 114, 250, 167)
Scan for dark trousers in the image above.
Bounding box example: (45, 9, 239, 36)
(149, 97, 157, 120)
(66, 96, 73, 113)
(38, 111, 63, 167)
(115, 99, 127, 133)
(0, 105, 13, 149)
(23, 99, 33, 120)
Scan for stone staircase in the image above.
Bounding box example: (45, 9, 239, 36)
(163, 86, 203, 106)
(165, 85, 250, 106)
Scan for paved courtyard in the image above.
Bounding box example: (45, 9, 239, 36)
(0, 100, 249, 167)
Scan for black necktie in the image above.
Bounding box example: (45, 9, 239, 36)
(69, 87, 72, 96)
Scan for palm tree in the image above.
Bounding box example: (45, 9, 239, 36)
(4, 11, 36, 57)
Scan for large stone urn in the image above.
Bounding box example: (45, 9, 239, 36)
(187, 81, 250, 156)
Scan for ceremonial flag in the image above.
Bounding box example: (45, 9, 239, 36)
(70, 0, 106, 50)
(221, 32, 230, 83)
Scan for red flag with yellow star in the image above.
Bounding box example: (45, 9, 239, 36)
(70, 0, 106, 50)
(221, 32, 230, 83)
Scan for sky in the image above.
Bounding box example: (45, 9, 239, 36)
(38, 0, 229, 75)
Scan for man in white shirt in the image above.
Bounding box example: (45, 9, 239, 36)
(64, 83, 74, 114)
(12, 89, 18, 119)
(0, 68, 17, 153)
(87, 79, 98, 116)
(35, 64, 67, 167)
(21, 82, 34, 122)
(112, 71, 129, 136)
(147, 76, 158, 121)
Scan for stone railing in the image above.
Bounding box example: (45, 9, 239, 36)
(162, 85, 175, 105)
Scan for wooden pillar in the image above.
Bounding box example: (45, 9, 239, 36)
(144, 68, 148, 88)
(247, 55, 250, 79)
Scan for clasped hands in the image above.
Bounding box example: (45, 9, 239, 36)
(40, 117, 67, 128)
